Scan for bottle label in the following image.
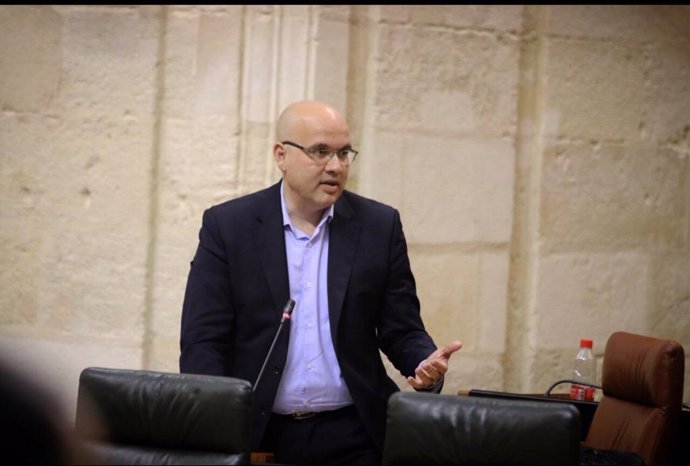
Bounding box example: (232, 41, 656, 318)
(570, 384, 595, 401)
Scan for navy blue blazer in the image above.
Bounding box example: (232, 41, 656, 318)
(180, 180, 438, 450)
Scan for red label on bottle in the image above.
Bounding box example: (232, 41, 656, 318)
(570, 384, 594, 401)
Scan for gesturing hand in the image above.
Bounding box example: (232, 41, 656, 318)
(406, 340, 463, 390)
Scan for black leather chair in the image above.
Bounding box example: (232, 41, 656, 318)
(74, 367, 253, 465)
(382, 391, 582, 465)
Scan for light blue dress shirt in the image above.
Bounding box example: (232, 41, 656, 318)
(272, 185, 354, 414)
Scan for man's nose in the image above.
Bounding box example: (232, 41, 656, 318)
(324, 153, 345, 171)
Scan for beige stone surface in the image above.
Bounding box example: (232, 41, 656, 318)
(544, 39, 646, 141)
(360, 132, 515, 244)
(374, 23, 520, 136)
(541, 142, 687, 252)
(0, 6, 62, 112)
(537, 253, 650, 350)
(410, 248, 509, 354)
(547, 5, 690, 42)
(1, 5, 689, 412)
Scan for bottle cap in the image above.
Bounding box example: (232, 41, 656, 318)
(580, 338, 593, 348)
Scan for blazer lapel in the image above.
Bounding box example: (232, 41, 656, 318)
(328, 193, 361, 346)
(253, 182, 291, 314)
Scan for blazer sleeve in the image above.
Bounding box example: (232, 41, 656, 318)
(376, 208, 438, 378)
(179, 207, 235, 376)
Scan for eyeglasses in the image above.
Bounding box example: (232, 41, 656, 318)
(282, 141, 358, 166)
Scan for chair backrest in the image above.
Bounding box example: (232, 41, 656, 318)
(583, 331, 685, 466)
(74, 367, 254, 465)
(382, 391, 581, 465)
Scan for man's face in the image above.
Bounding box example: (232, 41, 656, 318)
(277, 110, 351, 215)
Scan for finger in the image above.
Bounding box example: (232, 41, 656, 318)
(422, 359, 446, 375)
(406, 373, 438, 390)
(407, 370, 442, 390)
(440, 340, 463, 358)
(414, 366, 434, 384)
(417, 364, 440, 381)
(406, 375, 424, 389)
(425, 359, 448, 375)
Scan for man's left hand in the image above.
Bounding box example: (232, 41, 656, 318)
(406, 340, 463, 390)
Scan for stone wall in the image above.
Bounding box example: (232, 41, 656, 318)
(1, 5, 688, 416)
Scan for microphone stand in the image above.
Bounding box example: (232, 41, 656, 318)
(253, 299, 295, 392)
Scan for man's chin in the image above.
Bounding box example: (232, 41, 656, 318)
(315, 190, 341, 208)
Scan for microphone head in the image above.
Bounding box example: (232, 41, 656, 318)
(282, 299, 295, 320)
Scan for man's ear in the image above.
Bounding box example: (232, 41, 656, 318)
(273, 143, 287, 171)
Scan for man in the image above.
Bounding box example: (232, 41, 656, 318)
(180, 100, 462, 465)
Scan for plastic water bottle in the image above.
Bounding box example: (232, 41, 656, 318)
(570, 338, 596, 401)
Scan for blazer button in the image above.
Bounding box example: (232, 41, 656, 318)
(274, 366, 282, 375)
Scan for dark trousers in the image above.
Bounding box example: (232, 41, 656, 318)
(259, 405, 381, 465)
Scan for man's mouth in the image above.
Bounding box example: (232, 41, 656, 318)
(320, 180, 340, 193)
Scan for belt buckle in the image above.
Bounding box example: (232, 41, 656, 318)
(292, 411, 316, 420)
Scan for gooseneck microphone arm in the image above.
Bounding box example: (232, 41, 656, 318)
(253, 298, 295, 391)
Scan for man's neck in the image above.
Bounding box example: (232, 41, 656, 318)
(282, 183, 330, 236)
(287, 207, 325, 237)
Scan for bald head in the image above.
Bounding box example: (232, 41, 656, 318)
(276, 100, 350, 143)
(273, 100, 352, 223)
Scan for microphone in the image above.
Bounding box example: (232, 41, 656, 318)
(253, 298, 295, 391)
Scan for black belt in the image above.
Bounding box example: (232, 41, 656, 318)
(273, 404, 355, 421)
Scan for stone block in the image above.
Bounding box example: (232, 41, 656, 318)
(241, 6, 279, 124)
(409, 249, 509, 354)
(313, 11, 350, 113)
(352, 129, 405, 212)
(547, 5, 690, 43)
(0, 6, 62, 112)
(444, 353, 504, 394)
(410, 250, 479, 350)
(358, 132, 515, 244)
(160, 117, 239, 202)
(0, 110, 151, 337)
(536, 252, 649, 350)
(374, 23, 520, 137)
(57, 6, 160, 118)
(0, 235, 40, 325)
(194, 12, 243, 118)
(544, 38, 645, 141)
(146, 335, 181, 374)
(276, 6, 311, 108)
(408, 5, 524, 32)
(646, 42, 690, 146)
(650, 254, 690, 345)
(542, 141, 687, 252)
